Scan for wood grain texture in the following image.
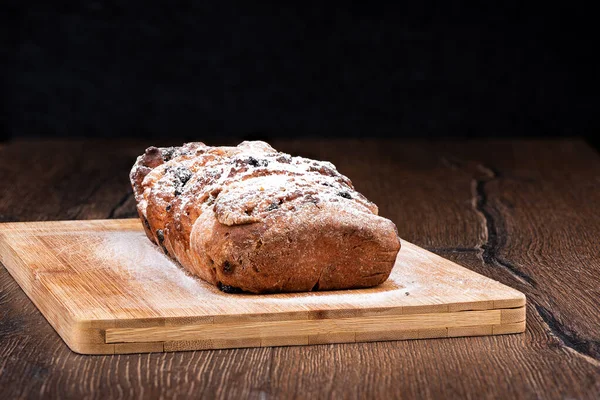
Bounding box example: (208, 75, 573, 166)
(1, 139, 599, 399)
(0, 219, 524, 353)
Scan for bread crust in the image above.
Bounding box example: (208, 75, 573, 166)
(130, 141, 400, 293)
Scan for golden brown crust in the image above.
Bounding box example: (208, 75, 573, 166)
(190, 202, 399, 293)
(130, 141, 401, 293)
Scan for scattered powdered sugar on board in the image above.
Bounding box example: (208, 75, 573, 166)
(30, 228, 508, 319)
(95, 231, 204, 295)
(237, 267, 427, 309)
(81, 230, 416, 310)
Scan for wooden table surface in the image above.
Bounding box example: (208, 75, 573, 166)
(1, 139, 599, 399)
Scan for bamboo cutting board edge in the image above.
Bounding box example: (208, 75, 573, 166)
(0, 219, 526, 355)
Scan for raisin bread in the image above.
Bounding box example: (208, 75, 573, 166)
(130, 141, 400, 293)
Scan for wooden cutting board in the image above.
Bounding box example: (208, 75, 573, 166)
(0, 219, 525, 354)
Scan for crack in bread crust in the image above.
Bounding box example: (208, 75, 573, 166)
(130, 141, 401, 293)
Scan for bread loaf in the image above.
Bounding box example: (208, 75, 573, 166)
(130, 141, 400, 293)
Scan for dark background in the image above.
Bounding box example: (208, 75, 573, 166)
(1, 2, 597, 144)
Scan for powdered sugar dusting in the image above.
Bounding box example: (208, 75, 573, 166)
(94, 229, 414, 309)
(96, 231, 202, 295)
(131, 140, 378, 229)
(247, 276, 412, 307)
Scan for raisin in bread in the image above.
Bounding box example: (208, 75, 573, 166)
(130, 141, 400, 293)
